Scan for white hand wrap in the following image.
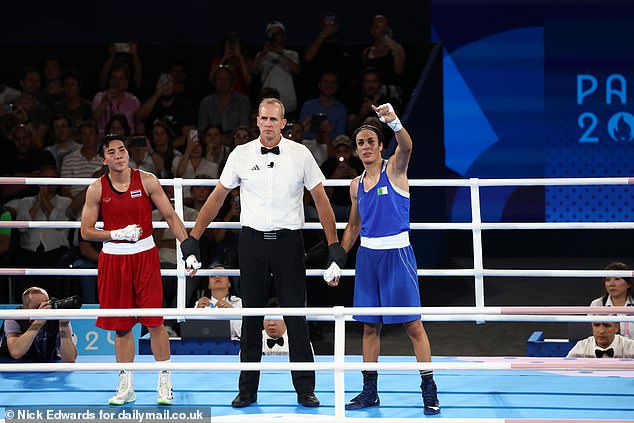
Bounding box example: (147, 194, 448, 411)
(111, 224, 141, 242)
(185, 255, 202, 271)
(323, 262, 341, 283)
(376, 103, 403, 132)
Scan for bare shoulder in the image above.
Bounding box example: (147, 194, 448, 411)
(139, 170, 160, 193)
(86, 178, 102, 199)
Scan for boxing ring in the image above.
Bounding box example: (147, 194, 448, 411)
(1, 176, 634, 422)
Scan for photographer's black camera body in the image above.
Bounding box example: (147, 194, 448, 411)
(49, 295, 82, 309)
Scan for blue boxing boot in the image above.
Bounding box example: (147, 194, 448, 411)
(421, 375, 440, 415)
(345, 371, 380, 410)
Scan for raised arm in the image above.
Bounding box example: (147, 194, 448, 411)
(372, 104, 412, 181)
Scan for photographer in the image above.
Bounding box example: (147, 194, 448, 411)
(0, 287, 77, 362)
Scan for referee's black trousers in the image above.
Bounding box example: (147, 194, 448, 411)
(237, 227, 315, 395)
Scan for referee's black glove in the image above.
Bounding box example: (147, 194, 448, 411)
(181, 236, 201, 269)
(327, 242, 347, 268)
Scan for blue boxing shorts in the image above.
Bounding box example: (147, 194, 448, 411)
(352, 244, 421, 324)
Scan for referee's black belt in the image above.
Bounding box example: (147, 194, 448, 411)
(242, 226, 298, 240)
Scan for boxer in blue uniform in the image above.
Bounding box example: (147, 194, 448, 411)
(335, 103, 440, 415)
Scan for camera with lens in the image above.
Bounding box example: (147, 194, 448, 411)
(49, 295, 82, 309)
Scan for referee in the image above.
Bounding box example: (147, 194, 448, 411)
(182, 98, 347, 408)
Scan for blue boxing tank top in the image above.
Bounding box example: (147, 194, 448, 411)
(357, 160, 410, 238)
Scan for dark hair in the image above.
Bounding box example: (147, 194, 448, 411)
(266, 297, 280, 308)
(50, 114, 72, 130)
(109, 62, 130, 81)
(601, 261, 633, 305)
(353, 124, 384, 145)
(21, 66, 40, 81)
(60, 68, 81, 85)
(151, 120, 176, 176)
(105, 114, 131, 136)
(361, 66, 382, 82)
(78, 119, 98, 133)
(99, 133, 127, 157)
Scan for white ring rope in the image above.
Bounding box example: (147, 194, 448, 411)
(2, 176, 633, 422)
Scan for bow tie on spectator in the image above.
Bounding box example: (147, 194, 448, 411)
(261, 146, 280, 155)
(267, 337, 284, 348)
(595, 348, 614, 358)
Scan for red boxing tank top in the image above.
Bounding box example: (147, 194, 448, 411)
(100, 168, 153, 241)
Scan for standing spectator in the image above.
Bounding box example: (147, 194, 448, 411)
(0, 287, 77, 362)
(210, 32, 252, 97)
(251, 21, 300, 114)
(92, 64, 140, 136)
(45, 115, 81, 170)
(198, 66, 250, 139)
(362, 15, 406, 108)
(299, 71, 348, 140)
(51, 69, 93, 134)
(80, 134, 189, 405)
(16, 67, 51, 145)
(567, 321, 634, 358)
(181, 98, 346, 409)
(303, 13, 355, 103)
(38, 57, 65, 108)
(136, 72, 195, 144)
(590, 261, 634, 339)
(98, 42, 143, 91)
(337, 105, 440, 415)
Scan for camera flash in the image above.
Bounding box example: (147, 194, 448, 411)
(338, 156, 344, 162)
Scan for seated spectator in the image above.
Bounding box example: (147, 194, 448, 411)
(590, 261, 634, 338)
(194, 263, 242, 341)
(347, 67, 396, 140)
(299, 71, 348, 140)
(318, 135, 364, 222)
(173, 130, 218, 198)
(566, 321, 634, 358)
(198, 66, 250, 142)
(51, 69, 93, 137)
(284, 118, 330, 166)
(92, 63, 140, 136)
(11, 164, 71, 298)
(60, 120, 104, 218)
(203, 124, 231, 169)
(127, 134, 156, 174)
(147, 120, 182, 178)
(0, 287, 77, 362)
(231, 125, 253, 148)
(105, 113, 131, 137)
(0, 124, 55, 202)
(45, 114, 81, 170)
(262, 297, 289, 356)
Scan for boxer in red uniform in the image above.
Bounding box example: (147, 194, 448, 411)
(81, 134, 188, 406)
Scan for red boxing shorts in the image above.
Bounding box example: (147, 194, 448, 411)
(96, 246, 163, 331)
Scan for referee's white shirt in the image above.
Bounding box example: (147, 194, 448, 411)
(219, 137, 325, 232)
(566, 334, 634, 358)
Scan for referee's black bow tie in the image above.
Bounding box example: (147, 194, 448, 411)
(267, 337, 284, 348)
(261, 146, 280, 155)
(595, 348, 614, 358)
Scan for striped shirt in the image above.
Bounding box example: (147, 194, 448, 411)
(60, 149, 103, 197)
